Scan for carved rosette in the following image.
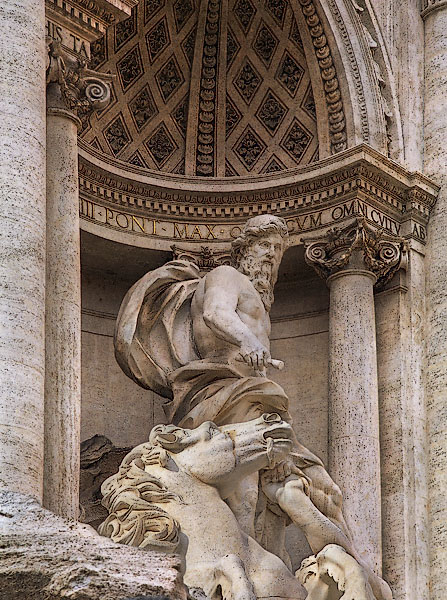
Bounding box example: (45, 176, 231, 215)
(46, 39, 113, 126)
(304, 218, 405, 288)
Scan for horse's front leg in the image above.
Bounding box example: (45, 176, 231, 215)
(225, 471, 259, 538)
(207, 554, 256, 600)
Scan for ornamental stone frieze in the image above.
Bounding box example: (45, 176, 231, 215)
(77, 143, 439, 252)
(47, 39, 114, 125)
(303, 218, 405, 288)
(45, 0, 137, 61)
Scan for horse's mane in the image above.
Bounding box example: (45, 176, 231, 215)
(98, 441, 182, 553)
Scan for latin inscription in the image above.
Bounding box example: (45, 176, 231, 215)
(80, 200, 227, 240)
(80, 197, 426, 242)
(286, 199, 402, 237)
(46, 19, 90, 58)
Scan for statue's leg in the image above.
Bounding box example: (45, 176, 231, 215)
(261, 473, 392, 600)
(225, 471, 259, 538)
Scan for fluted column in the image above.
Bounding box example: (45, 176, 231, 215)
(0, 0, 47, 500)
(44, 42, 112, 518)
(423, 2, 447, 597)
(305, 219, 403, 574)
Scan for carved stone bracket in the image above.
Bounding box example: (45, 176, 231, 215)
(171, 245, 231, 272)
(422, 0, 447, 19)
(46, 39, 113, 126)
(304, 218, 405, 288)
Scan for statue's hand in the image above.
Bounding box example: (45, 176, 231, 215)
(238, 341, 271, 370)
(262, 459, 293, 484)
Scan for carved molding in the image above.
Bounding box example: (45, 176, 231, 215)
(46, 0, 137, 31)
(304, 217, 405, 287)
(171, 245, 232, 271)
(297, 0, 347, 154)
(422, 0, 447, 18)
(77, 143, 438, 249)
(47, 39, 113, 124)
(325, 0, 369, 144)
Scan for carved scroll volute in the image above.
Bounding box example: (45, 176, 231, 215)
(304, 218, 405, 288)
(46, 39, 113, 126)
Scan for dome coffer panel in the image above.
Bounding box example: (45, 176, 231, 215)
(83, 0, 319, 176)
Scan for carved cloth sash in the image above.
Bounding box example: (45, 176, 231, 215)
(115, 259, 321, 469)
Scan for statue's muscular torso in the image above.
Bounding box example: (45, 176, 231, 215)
(191, 265, 271, 376)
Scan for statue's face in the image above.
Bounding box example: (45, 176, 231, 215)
(247, 232, 285, 275)
(239, 231, 285, 310)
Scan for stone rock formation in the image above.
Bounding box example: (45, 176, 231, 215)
(0, 491, 186, 600)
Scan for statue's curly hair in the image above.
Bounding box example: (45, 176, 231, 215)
(231, 214, 289, 268)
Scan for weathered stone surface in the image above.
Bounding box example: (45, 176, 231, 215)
(0, 491, 186, 600)
(80, 434, 129, 529)
(0, 0, 46, 502)
(424, 6, 447, 600)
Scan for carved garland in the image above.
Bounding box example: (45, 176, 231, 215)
(298, 0, 347, 153)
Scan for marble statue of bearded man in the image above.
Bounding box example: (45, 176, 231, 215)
(113, 215, 391, 600)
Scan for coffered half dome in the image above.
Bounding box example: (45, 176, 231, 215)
(81, 0, 320, 176)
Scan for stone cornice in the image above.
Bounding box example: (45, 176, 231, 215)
(46, 0, 136, 31)
(78, 142, 439, 250)
(421, 0, 447, 19)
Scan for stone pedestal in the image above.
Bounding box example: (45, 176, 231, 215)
(43, 42, 112, 518)
(423, 3, 447, 598)
(0, 0, 47, 501)
(305, 219, 403, 573)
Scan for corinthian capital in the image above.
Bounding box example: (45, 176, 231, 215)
(304, 219, 405, 288)
(46, 39, 113, 125)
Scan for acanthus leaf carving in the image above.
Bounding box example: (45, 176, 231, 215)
(46, 39, 114, 125)
(304, 218, 405, 288)
(171, 244, 231, 271)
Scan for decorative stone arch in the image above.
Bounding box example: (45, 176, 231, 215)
(292, 0, 404, 160)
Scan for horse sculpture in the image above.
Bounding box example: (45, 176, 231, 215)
(99, 413, 386, 600)
(99, 413, 308, 600)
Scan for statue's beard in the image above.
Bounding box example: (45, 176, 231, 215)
(238, 253, 276, 311)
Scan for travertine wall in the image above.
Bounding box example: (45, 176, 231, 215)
(81, 268, 166, 448)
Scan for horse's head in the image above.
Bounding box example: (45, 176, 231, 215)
(99, 414, 292, 553)
(150, 413, 293, 496)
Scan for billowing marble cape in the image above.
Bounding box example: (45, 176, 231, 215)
(115, 260, 321, 467)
